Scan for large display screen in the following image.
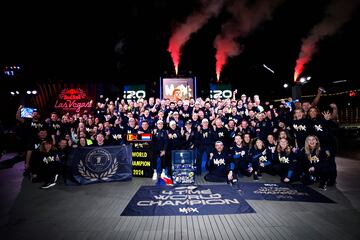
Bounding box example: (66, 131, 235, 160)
(123, 84, 146, 100)
(209, 84, 232, 99)
(161, 78, 196, 101)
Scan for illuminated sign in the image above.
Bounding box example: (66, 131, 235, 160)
(128, 133, 153, 177)
(54, 88, 93, 113)
(161, 78, 196, 101)
(209, 84, 232, 99)
(123, 84, 146, 100)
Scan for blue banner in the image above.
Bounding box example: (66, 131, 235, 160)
(67, 145, 132, 185)
(121, 185, 255, 216)
(237, 183, 335, 203)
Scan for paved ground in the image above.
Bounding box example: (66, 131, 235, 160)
(0, 155, 359, 240)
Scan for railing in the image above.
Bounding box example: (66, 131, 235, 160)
(338, 107, 360, 125)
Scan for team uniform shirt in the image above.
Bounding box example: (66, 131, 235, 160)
(109, 125, 126, 145)
(273, 150, 298, 179)
(250, 148, 274, 168)
(229, 144, 250, 169)
(152, 129, 168, 152)
(195, 127, 215, 147)
(207, 151, 232, 178)
(214, 127, 228, 146)
(291, 118, 311, 149)
(167, 129, 182, 150)
(182, 129, 196, 150)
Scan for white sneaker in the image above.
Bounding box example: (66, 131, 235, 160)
(152, 172, 158, 180)
(160, 170, 166, 178)
(54, 174, 59, 183)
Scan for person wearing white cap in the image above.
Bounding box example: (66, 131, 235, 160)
(151, 120, 168, 180)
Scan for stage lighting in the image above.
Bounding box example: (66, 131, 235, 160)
(32, 90, 37, 95)
(306, 76, 311, 81)
(263, 64, 274, 74)
(300, 77, 306, 83)
(26, 90, 31, 95)
(15, 91, 19, 95)
(283, 83, 289, 88)
(10, 91, 15, 96)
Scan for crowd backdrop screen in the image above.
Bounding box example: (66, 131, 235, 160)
(160, 78, 196, 101)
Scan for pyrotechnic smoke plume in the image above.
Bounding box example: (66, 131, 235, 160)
(294, 0, 359, 81)
(168, 0, 225, 75)
(214, 0, 283, 81)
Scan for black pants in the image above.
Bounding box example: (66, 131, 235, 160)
(153, 151, 166, 171)
(302, 164, 330, 185)
(40, 161, 62, 184)
(204, 173, 227, 182)
(233, 159, 251, 177)
(196, 145, 213, 174)
(273, 164, 291, 180)
(29, 152, 41, 175)
(252, 160, 274, 175)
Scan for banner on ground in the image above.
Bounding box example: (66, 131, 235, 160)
(237, 183, 335, 203)
(67, 145, 132, 185)
(121, 185, 255, 216)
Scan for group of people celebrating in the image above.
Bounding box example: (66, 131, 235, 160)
(16, 88, 338, 190)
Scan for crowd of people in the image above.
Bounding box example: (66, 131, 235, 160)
(16, 88, 339, 190)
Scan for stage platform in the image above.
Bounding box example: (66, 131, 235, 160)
(1, 156, 360, 240)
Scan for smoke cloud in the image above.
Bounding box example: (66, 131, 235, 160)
(294, 0, 359, 81)
(168, 0, 225, 74)
(214, 0, 283, 81)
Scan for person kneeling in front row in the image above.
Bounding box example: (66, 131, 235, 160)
(204, 141, 234, 183)
(39, 139, 62, 189)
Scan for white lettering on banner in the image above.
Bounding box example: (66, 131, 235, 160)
(179, 208, 199, 214)
(137, 186, 240, 207)
(136, 199, 240, 207)
(253, 187, 310, 196)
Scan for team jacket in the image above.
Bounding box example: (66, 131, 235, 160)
(167, 129, 182, 150)
(152, 129, 168, 152)
(299, 148, 331, 172)
(207, 151, 232, 177)
(195, 127, 215, 146)
(291, 118, 311, 148)
(273, 150, 298, 178)
(229, 144, 250, 167)
(109, 125, 126, 145)
(250, 148, 274, 167)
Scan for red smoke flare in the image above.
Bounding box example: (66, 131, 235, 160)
(168, 43, 180, 75)
(168, 0, 224, 76)
(293, 0, 358, 82)
(214, 0, 283, 81)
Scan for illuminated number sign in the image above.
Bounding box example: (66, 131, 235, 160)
(123, 85, 146, 100)
(209, 84, 232, 99)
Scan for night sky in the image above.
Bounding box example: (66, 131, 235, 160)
(1, 0, 359, 98)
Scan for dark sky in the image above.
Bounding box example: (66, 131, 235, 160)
(1, 0, 359, 97)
